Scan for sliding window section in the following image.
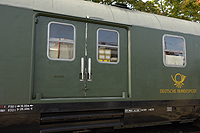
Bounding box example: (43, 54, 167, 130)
(163, 34, 186, 67)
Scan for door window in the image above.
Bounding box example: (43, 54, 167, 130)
(47, 22, 75, 61)
(97, 28, 119, 64)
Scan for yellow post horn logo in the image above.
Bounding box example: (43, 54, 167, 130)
(171, 73, 186, 88)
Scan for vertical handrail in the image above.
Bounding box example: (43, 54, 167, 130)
(88, 58, 92, 81)
(80, 57, 84, 81)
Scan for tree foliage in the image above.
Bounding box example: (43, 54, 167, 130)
(86, 0, 200, 22)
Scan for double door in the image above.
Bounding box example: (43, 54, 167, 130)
(33, 16, 128, 99)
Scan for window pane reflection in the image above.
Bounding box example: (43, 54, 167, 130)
(97, 29, 119, 63)
(163, 35, 186, 67)
(49, 42, 74, 59)
(165, 36, 184, 51)
(48, 22, 75, 60)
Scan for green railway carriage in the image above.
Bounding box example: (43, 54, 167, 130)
(0, 0, 200, 132)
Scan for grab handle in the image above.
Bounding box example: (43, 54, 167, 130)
(80, 57, 84, 81)
(88, 58, 92, 81)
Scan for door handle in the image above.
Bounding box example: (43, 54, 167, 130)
(80, 57, 84, 81)
(88, 58, 92, 81)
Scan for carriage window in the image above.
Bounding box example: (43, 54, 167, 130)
(47, 22, 75, 61)
(163, 34, 186, 67)
(97, 29, 119, 64)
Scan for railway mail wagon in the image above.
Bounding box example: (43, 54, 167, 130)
(0, 0, 200, 132)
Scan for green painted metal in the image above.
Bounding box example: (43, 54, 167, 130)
(33, 16, 85, 99)
(86, 23, 128, 98)
(0, 1, 200, 105)
(31, 15, 129, 100)
(0, 5, 34, 104)
(29, 13, 37, 103)
(130, 26, 200, 101)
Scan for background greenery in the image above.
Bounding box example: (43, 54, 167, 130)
(86, 0, 200, 22)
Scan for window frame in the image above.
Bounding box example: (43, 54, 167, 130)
(162, 34, 186, 67)
(47, 21, 76, 61)
(96, 28, 120, 64)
